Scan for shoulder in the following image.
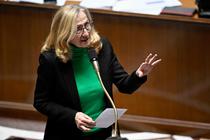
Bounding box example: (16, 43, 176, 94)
(39, 49, 57, 65)
(100, 37, 114, 54)
(41, 49, 55, 59)
(101, 37, 112, 48)
(98, 37, 116, 63)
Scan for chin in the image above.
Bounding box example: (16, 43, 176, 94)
(78, 45, 87, 48)
(80, 42, 90, 48)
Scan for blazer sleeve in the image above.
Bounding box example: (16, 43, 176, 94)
(33, 52, 78, 128)
(102, 38, 147, 94)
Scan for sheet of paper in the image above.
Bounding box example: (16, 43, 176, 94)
(10, 0, 65, 5)
(80, 0, 117, 9)
(56, 0, 66, 6)
(164, 0, 182, 7)
(113, 0, 182, 15)
(95, 108, 127, 128)
(15, 0, 44, 4)
(80, 0, 182, 15)
(113, 0, 164, 15)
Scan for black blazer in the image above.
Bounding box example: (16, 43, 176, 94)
(34, 37, 147, 140)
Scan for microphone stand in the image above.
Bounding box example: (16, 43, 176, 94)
(88, 49, 128, 140)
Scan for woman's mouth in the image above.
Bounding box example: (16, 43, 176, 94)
(80, 37, 89, 43)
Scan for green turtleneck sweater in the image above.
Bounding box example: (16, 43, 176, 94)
(71, 45, 105, 135)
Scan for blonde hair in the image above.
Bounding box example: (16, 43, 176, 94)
(41, 5, 102, 63)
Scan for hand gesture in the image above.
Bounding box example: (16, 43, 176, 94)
(75, 112, 96, 132)
(136, 53, 161, 77)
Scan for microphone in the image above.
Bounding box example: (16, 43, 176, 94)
(88, 47, 100, 73)
(88, 48, 128, 140)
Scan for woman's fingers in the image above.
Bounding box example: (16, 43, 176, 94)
(80, 125, 91, 132)
(82, 114, 96, 127)
(145, 53, 153, 63)
(75, 112, 96, 131)
(137, 53, 161, 77)
(148, 54, 157, 64)
(152, 59, 162, 66)
(78, 122, 91, 131)
(146, 53, 161, 66)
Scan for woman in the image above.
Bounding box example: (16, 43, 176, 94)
(34, 5, 161, 140)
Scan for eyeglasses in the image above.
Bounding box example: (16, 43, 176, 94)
(75, 22, 92, 35)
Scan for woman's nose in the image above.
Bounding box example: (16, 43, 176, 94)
(81, 28, 89, 36)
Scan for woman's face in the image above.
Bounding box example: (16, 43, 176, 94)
(70, 10, 91, 48)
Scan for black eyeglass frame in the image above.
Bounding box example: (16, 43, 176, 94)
(75, 21, 93, 35)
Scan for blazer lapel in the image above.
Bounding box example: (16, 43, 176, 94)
(57, 59, 82, 111)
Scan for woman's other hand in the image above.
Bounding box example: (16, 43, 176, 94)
(136, 53, 161, 77)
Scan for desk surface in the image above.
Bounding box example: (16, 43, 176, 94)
(1, 0, 210, 24)
(66, 0, 210, 24)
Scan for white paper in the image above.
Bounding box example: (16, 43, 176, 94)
(11, 0, 44, 4)
(80, 0, 182, 15)
(56, 0, 65, 6)
(164, 0, 182, 7)
(113, 0, 182, 15)
(113, 0, 164, 15)
(95, 108, 127, 128)
(80, 0, 118, 9)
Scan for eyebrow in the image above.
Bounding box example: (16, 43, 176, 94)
(77, 21, 89, 26)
